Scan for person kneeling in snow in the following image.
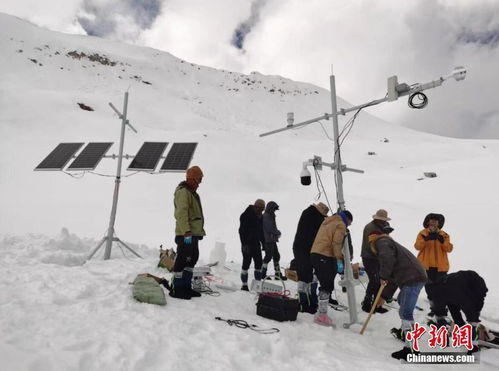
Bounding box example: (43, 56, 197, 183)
(369, 229, 427, 361)
(310, 210, 352, 327)
(430, 270, 489, 353)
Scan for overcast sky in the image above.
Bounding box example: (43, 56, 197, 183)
(2, 0, 498, 138)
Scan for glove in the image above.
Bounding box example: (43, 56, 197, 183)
(436, 234, 444, 244)
(184, 233, 192, 244)
(424, 232, 438, 241)
(336, 260, 344, 274)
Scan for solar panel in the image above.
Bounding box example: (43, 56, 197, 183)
(128, 142, 168, 171)
(160, 143, 198, 172)
(67, 142, 113, 171)
(35, 143, 84, 171)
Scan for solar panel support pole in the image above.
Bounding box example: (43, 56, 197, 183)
(88, 91, 142, 260)
(103, 92, 128, 259)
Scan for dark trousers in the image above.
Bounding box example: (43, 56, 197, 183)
(448, 304, 480, 327)
(263, 242, 280, 264)
(173, 236, 200, 273)
(425, 267, 448, 314)
(295, 251, 314, 283)
(362, 257, 380, 304)
(310, 253, 337, 294)
(241, 244, 263, 271)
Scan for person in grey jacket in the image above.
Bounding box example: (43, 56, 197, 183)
(261, 201, 286, 280)
(369, 230, 427, 361)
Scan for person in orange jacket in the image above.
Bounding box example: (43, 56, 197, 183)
(414, 213, 453, 315)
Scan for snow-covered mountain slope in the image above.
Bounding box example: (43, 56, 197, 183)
(1, 13, 499, 370)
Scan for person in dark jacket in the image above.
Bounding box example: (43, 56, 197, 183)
(170, 165, 206, 300)
(261, 201, 286, 280)
(239, 199, 266, 291)
(360, 209, 391, 314)
(369, 230, 427, 361)
(431, 270, 488, 353)
(292, 202, 329, 313)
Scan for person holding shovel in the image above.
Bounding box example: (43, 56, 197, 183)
(368, 229, 427, 361)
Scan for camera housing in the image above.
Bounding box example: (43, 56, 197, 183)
(451, 66, 466, 82)
(300, 168, 311, 185)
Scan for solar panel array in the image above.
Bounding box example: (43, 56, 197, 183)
(160, 143, 198, 172)
(36, 141, 198, 173)
(127, 142, 168, 171)
(67, 142, 113, 170)
(35, 143, 84, 171)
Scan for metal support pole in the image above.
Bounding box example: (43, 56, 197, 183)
(87, 237, 106, 260)
(103, 92, 129, 260)
(329, 69, 358, 328)
(258, 66, 465, 326)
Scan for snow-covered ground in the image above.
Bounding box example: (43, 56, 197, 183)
(1, 13, 498, 370)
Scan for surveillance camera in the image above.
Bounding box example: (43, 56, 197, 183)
(451, 66, 466, 81)
(300, 168, 311, 186)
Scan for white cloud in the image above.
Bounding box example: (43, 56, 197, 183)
(0, 0, 85, 34)
(1, 0, 498, 138)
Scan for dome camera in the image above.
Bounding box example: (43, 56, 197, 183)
(300, 167, 311, 186)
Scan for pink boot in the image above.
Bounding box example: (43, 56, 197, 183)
(314, 313, 335, 327)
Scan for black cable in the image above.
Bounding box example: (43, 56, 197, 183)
(408, 92, 428, 109)
(194, 280, 221, 297)
(319, 121, 334, 142)
(314, 167, 333, 212)
(63, 171, 85, 178)
(214, 317, 279, 334)
(89, 171, 140, 178)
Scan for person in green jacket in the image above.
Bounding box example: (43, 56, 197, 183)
(170, 165, 206, 300)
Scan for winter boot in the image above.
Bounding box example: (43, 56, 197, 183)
(274, 263, 287, 281)
(183, 269, 201, 298)
(169, 273, 191, 300)
(468, 322, 480, 354)
(361, 299, 372, 313)
(375, 306, 389, 314)
(392, 320, 419, 361)
(314, 290, 334, 327)
(241, 269, 249, 288)
(254, 268, 262, 281)
(260, 263, 268, 280)
(391, 346, 418, 361)
(297, 282, 316, 314)
(241, 284, 249, 291)
(390, 327, 405, 342)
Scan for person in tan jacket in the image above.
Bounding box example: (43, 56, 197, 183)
(414, 213, 453, 316)
(310, 210, 352, 327)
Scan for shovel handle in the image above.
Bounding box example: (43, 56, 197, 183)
(360, 282, 386, 335)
